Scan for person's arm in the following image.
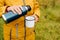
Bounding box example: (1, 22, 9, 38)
(0, 0, 8, 17)
(33, 0, 40, 22)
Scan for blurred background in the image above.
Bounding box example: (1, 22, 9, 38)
(36, 0, 60, 40)
(0, 0, 60, 40)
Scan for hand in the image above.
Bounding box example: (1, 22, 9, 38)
(7, 6, 22, 15)
(33, 14, 39, 22)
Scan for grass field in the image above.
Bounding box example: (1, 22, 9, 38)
(35, 6, 60, 40)
(0, 4, 60, 40)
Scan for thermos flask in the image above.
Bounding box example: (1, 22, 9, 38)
(2, 5, 31, 23)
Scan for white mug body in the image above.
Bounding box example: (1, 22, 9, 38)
(25, 16, 35, 28)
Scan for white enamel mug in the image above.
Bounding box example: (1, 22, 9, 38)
(25, 16, 35, 28)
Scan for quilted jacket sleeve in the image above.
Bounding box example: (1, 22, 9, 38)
(33, 0, 40, 18)
(0, 0, 7, 17)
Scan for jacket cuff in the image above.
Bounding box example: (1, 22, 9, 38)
(5, 6, 10, 12)
(34, 14, 39, 18)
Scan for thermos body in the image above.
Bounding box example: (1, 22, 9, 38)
(2, 12, 20, 23)
(2, 5, 31, 23)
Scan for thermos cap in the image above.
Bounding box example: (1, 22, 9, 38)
(26, 5, 31, 11)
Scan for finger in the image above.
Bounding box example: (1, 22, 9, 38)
(33, 14, 39, 22)
(19, 6, 22, 14)
(14, 8, 21, 15)
(35, 17, 39, 22)
(35, 18, 37, 22)
(19, 6, 22, 10)
(11, 9, 16, 14)
(7, 7, 12, 11)
(16, 7, 22, 14)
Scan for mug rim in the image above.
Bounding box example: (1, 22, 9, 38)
(25, 16, 35, 21)
(25, 19, 35, 21)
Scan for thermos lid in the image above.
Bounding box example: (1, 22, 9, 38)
(26, 5, 31, 11)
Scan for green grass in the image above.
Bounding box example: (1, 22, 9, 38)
(0, 18, 4, 40)
(35, 7, 60, 40)
(0, 6, 60, 40)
